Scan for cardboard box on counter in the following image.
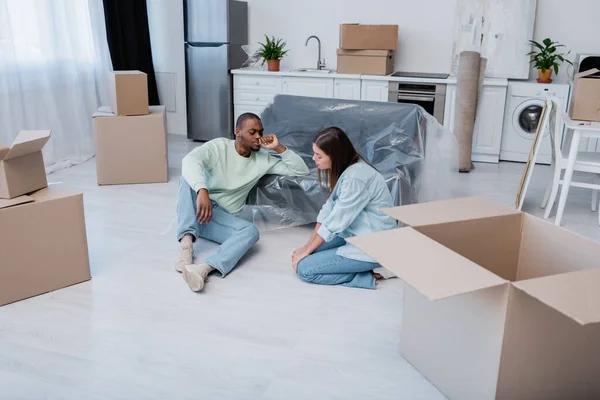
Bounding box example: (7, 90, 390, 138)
(92, 105, 168, 185)
(339, 23, 398, 50)
(569, 68, 600, 122)
(0, 184, 91, 307)
(0, 130, 51, 199)
(336, 49, 394, 76)
(348, 196, 600, 400)
(109, 70, 149, 116)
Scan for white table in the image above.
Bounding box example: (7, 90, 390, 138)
(555, 114, 600, 226)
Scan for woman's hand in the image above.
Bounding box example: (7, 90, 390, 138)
(292, 249, 310, 274)
(292, 246, 306, 257)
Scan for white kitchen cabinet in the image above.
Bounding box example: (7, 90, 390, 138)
(233, 104, 267, 125)
(233, 91, 278, 106)
(360, 80, 389, 102)
(232, 75, 283, 126)
(443, 84, 457, 130)
(233, 75, 282, 92)
(471, 86, 507, 160)
(444, 83, 508, 163)
(334, 78, 361, 100)
(281, 77, 334, 98)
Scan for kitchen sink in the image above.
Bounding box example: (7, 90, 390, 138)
(293, 68, 333, 74)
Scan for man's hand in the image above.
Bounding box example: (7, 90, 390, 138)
(196, 189, 213, 224)
(259, 134, 286, 154)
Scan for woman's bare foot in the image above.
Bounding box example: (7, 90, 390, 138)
(372, 272, 384, 282)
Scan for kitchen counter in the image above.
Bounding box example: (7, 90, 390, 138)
(362, 73, 508, 87)
(231, 67, 361, 80)
(231, 68, 508, 86)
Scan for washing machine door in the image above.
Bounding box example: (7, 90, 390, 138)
(512, 98, 546, 139)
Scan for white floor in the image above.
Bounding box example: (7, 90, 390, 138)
(2, 135, 600, 399)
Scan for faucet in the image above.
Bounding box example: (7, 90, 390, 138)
(305, 35, 326, 70)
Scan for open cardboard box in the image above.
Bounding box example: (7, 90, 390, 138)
(348, 196, 600, 400)
(0, 184, 91, 307)
(0, 130, 51, 199)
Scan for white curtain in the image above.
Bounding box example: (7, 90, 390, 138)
(0, 0, 112, 173)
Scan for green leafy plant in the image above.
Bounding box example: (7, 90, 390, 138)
(255, 35, 289, 64)
(527, 38, 573, 74)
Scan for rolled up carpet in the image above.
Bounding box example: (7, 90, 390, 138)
(454, 51, 481, 172)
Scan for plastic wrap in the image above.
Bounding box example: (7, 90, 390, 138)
(242, 94, 458, 231)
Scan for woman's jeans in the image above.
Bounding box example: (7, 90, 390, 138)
(297, 237, 378, 290)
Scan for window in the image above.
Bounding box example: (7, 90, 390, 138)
(0, 0, 98, 66)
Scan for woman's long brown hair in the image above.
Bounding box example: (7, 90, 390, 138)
(313, 127, 372, 193)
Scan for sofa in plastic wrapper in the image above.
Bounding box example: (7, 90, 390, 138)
(239, 95, 458, 231)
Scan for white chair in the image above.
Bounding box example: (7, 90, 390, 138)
(540, 97, 600, 225)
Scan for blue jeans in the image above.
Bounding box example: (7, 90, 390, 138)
(297, 237, 378, 290)
(176, 177, 260, 277)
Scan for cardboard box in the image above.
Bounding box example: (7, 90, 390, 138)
(92, 105, 168, 185)
(0, 184, 91, 307)
(109, 70, 149, 116)
(0, 130, 51, 199)
(336, 49, 394, 75)
(339, 24, 398, 50)
(348, 197, 600, 400)
(569, 68, 600, 122)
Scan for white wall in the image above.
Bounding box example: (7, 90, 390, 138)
(530, 0, 600, 82)
(246, 0, 457, 74)
(147, 0, 187, 136)
(145, 0, 600, 137)
(245, 0, 600, 81)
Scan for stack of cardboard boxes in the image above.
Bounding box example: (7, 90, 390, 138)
(336, 23, 398, 75)
(0, 131, 91, 307)
(92, 70, 169, 185)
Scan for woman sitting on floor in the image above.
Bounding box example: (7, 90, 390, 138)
(292, 126, 397, 289)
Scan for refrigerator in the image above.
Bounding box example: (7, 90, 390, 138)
(184, 0, 248, 141)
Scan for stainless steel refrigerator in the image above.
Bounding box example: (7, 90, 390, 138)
(184, 0, 248, 141)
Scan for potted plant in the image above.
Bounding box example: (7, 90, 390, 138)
(527, 38, 573, 84)
(255, 35, 289, 72)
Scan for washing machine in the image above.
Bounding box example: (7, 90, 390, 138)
(500, 81, 570, 164)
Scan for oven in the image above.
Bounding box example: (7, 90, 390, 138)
(388, 81, 446, 124)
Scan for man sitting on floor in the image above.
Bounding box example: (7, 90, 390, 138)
(176, 112, 310, 292)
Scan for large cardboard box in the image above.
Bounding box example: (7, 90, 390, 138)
(569, 68, 600, 122)
(339, 24, 398, 50)
(92, 105, 168, 185)
(348, 197, 600, 400)
(0, 130, 51, 199)
(0, 184, 91, 307)
(109, 70, 149, 116)
(336, 49, 394, 75)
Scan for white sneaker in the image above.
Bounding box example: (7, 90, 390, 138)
(182, 263, 213, 292)
(175, 235, 194, 273)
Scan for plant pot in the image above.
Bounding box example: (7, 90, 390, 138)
(537, 68, 553, 84)
(267, 59, 280, 72)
